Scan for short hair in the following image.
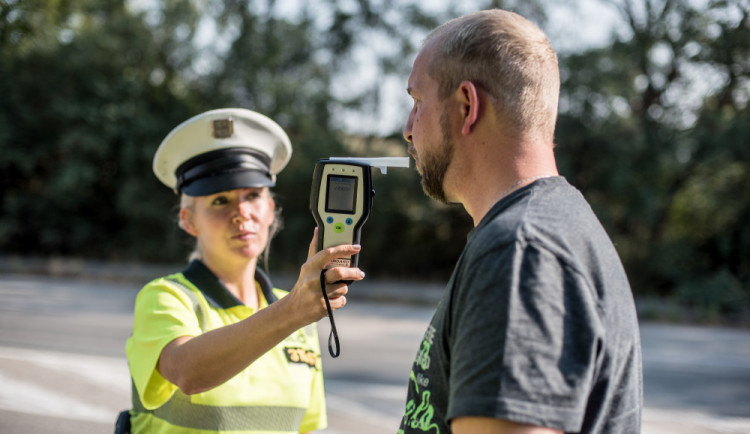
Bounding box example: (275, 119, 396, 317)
(425, 9, 560, 142)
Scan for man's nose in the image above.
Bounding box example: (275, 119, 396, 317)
(403, 113, 414, 143)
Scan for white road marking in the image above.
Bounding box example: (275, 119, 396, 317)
(0, 346, 129, 423)
(643, 408, 750, 434)
(0, 371, 114, 422)
(0, 346, 130, 390)
(2, 346, 750, 433)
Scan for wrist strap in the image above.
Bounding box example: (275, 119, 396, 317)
(320, 269, 340, 358)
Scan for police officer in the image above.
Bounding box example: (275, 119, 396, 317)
(124, 108, 364, 433)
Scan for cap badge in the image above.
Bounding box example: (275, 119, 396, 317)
(212, 118, 234, 138)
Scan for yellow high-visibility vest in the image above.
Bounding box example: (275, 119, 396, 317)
(126, 260, 326, 433)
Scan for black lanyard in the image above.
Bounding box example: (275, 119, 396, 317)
(320, 270, 340, 357)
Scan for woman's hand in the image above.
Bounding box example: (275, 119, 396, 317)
(157, 228, 364, 394)
(289, 228, 365, 324)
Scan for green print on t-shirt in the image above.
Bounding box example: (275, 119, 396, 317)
(400, 367, 439, 433)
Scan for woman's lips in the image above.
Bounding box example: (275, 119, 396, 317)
(233, 230, 257, 240)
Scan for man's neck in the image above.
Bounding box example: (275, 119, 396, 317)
(451, 136, 558, 226)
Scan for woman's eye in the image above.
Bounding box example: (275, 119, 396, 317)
(211, 196, 228, 206)
(246, 190, 262, 200)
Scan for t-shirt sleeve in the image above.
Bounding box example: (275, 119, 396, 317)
(447, 241, 604, 431)
(125, 279, 203, 410)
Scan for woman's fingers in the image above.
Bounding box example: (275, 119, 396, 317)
(324, 295, 347, 312)
(319, 267, 363, 313)
(306, 228, 361, 267)
(297, 228, 366, 318)
(321, 266, 365, 287)
(307, 228, 319, 260)
(310, 244, 362, 270)
(322, 282, 348, 300)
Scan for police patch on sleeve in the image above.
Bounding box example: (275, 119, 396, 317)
(284, 347, 319, 369)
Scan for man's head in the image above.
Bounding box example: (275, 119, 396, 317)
(404, 9, 560, 203)
(424, 9, 560, 143)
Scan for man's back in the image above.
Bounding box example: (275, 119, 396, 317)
(400, 177, 642, 433)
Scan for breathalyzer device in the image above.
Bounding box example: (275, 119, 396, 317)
(310, 157, 410, 269)
(311, 160, 371, 269)
(310, 156, 409, 358)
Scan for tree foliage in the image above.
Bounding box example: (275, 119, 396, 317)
(0, 0, 748, 319)
(0, 0, 201, 261)
(0, 0, 474, 276)
(556, 0, 750, 317)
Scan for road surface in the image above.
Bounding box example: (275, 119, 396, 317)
(0, 274, 749, 433)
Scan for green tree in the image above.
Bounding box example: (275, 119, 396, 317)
(0, 0, 482, 278)
(180, 0, 542, 276)
(0, 0, 204, 261)
(556, 0, 750, 318)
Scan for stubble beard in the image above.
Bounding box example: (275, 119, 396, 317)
(418, 109, 454, 204)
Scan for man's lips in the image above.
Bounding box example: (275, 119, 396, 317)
(408, 145, 421, 172)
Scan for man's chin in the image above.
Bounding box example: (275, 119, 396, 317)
(413, 160, 423, 176)
(420, 178, 448, 204)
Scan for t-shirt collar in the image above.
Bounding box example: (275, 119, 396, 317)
(182, 259, 278, 309)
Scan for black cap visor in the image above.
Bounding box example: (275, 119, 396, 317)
(181, 169, 274, 196)
(176, 148, 275, 196)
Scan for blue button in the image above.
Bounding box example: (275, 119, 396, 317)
(345, 218, 353, 225)
(326, 216, 334, 224)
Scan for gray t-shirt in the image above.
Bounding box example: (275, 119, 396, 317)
(399, 177, 642, 433)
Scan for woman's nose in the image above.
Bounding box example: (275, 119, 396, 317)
(233, 201, 255, 222)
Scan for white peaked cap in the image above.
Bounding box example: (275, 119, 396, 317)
(153, 108, 292, 195)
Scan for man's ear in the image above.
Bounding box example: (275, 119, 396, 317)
(457, 80, 481, 136)
(180, 207, 198, 237)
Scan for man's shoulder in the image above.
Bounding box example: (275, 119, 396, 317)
(467, 178, 605, 263)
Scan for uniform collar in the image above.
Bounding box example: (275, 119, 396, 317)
(182, 260, 278, 309)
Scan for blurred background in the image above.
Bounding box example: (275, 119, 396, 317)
(2, 1, 750, 433)
(1, 0, 749, 325)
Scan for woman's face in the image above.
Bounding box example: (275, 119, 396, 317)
(181, 187, 275, 263)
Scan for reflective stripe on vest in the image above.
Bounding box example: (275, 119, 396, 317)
(131, 275, 307, 430)
(132, 382, 306, 431)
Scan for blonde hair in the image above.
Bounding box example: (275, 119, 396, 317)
(425, 9, 560, 143)
(178, 191, 283, 269)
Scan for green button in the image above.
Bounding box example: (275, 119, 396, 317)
(334, 222, 345, 233)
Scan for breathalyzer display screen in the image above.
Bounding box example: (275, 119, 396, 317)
(326, 175, 357, 214)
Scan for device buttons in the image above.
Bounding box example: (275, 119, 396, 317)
(326, 216, 334, 224)
(334, 222, 345, 233)
(345, 218, 353, 225)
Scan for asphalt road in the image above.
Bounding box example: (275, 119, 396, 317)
(0, 273, 749, 433)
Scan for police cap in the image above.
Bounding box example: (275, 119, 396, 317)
(153, 108, 292, 196)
